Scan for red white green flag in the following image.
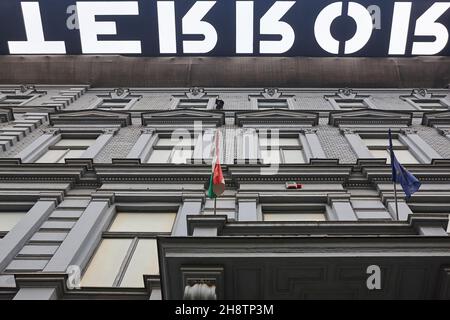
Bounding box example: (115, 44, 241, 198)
(207, 131, 225, 198)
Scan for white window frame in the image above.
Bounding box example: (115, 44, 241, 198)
(95, 96, 140, 111)
(81, 208, 177, 288)
(258, 133, 306, 164)
(146, 133, 198, 164)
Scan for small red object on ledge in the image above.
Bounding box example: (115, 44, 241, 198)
(285, 181, 303, 189)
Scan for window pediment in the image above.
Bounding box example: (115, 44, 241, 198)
(49, 110, 132, 127)
(0, 108, 14, 123)
(235, 110, 319, 127)
(422, 111, 450, 127)
(329, 110, 412, 127)
(142, 110, 225, 126)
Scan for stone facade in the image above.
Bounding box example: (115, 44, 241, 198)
(0, 84, 450, 300)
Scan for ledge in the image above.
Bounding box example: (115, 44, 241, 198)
(0, 55, 449, 88)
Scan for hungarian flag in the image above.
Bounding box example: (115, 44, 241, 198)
(207, 131, 225, 198)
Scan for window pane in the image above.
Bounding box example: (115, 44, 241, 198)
(370, 149, 390, 161)
(58, 149, 86, 162)
(363, 138, 403, 147)
(120, 239, 159, 287)
(156, 137, 193, 147)
(54, 139, 97, 147)
(258, 99, 288, 108)
(35, 149, 67, 163)
(108, 212, 176, 233)
(171, 148, 192, 164)
(261, 150, 280, 164)
(0, 212, 26, 232)
(178, 99, 208, 108)
(81, 239, 132, 287)
(260, 137, 300, 147)
(370, 149, 418, 164)
(280, 138, 301, 146)
(147, 149, 171, 163)
(283, 149, 305, 163)
(264, 213, 326, 221)
(395, 149, 419, 164)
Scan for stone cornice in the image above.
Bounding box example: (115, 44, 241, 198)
(329, 109, 413, 127)
(0, 161, 449, 184)
(142, 110, 225, 127)
(235, 110, 319, 127)
(0, 107, 14, 123)
(50, 110, 132, 127)
(422, 111, 450, 127)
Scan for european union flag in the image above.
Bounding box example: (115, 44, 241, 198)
(388, 129, 421, 198)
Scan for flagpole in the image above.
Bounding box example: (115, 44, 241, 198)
(393, 181, 399, 221)
(214, 197, 217, 216)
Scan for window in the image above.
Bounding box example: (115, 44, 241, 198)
(0, 94, 39, 106)
(401, 90, 449, 111)
(81, 211, 176, 288)
(259, 136, 305, 164)
(262, 205, 327, 221)
(0, 211, 27, 238)
(177, 99, 209, 109)
(257, 98, 289, 109)
(362, 137, 419, 164)
(332, 98, 368, 110)
(35, 138, 97, 163)
(147, 135, 195, 164)
(351, 199, 392, 220)
(96, 97, 138, 111)
(325, 90, 374, 110)
(408, 98, 448, 111)
(263, 213, 326, 221)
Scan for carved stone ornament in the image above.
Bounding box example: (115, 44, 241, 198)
(341, 128, 355, 135)
(110, 88, 130, 99)
(43, 128, 60, 135)
(412, 88, 430, 98)
(401, 128, 418, 135)
(183, 283, 217, 300)
(102, 128, 117, 135)
(15, 85, 37, 95)
(141, 128, 155, 135)
(303, 128, 318, 134)
(262, 88, 281, 99)
(187, 87, 206, 99)
(337, 88, 356, 99)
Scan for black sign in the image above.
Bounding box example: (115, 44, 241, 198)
(0, 0, 449, 56)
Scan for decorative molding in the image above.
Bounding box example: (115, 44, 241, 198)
(187, 87, 206, 99)
(401, 128, 418, 135)
(110, 88, 131, 99)
(0, 108, 14, 123)
(142, 109, 225, 127)
(50, 110, 132, 127)
(183, 283, 217, 300)
(341, 128, 355, 135)
(329, 109, 412, 127)
(15, 85, 42, 96)
(411, 88, 431, 99)
(262, 88, 282, 99)
(302, 128, 318, 134)
(42, 128, 61, 135)
(141, 128, 155, 135)
(180, 266, 224, 300)
(235, 110, 319, 127)
(422, 111, 450, 127)
(102, 128, 117, 135)
(401, 89, 450, 111)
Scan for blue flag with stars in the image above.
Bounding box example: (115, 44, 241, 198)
(388, 129, 421, 198)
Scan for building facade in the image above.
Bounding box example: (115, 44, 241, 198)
(0, 84, 450, 299)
